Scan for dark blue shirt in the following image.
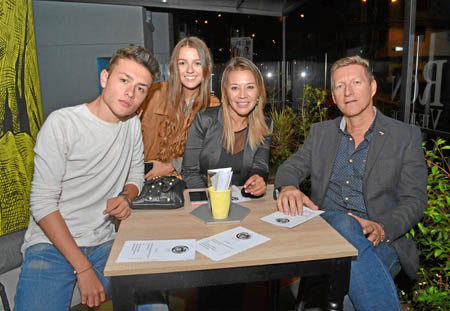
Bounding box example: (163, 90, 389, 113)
(321, 110, 377, 219)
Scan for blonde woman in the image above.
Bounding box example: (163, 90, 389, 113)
(182, 57, 272, 196)
(140, 37, 220, 180)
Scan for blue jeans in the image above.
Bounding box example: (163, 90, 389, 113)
(14, 241, 169, 311)
(321, 211, 401, 311)
(14, 240, 113, 311)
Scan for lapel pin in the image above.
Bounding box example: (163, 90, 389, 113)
(379, 131, 384, 136)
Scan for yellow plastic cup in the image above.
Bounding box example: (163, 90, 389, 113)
(208, 186, 232, 219)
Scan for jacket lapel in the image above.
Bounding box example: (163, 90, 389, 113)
(316, 119, 341, 203)
(364, 112, 389, 182)
(207, 107, 225, 169)
(242, 130, 255, 179)
(151, 82, 170, 116)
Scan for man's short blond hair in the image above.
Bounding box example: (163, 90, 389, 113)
(330, 55, 374, 89)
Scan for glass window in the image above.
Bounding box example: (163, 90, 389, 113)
(169, 0, 450, 136)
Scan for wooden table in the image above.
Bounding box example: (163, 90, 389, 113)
(104, 185, 357, 311)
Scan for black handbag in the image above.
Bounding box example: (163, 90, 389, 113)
(131, 176, 186, 210)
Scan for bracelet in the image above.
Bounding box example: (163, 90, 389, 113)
(74, 264, 92, 275)
(118, 191, 131, 204)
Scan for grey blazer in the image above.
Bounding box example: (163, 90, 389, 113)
(275, 111, 427, 279)
(182, 106, 272, 188)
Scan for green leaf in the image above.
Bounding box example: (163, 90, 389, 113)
(434, 249, 443, 257)
(432, 165, 438, 174)
(418, 222, 427, 235)
(438, 182, 445, 192)
(436, 138, 445, 145)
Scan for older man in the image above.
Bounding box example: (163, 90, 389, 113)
(275, 56, 427, 310)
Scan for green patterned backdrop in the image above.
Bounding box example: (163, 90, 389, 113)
(0, 0, 43, 235)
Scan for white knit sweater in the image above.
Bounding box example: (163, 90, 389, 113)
(22, 104, 144, 252)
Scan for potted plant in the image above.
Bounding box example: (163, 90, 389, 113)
(400, 139, 450, 310)
(267, 85, 328, 180)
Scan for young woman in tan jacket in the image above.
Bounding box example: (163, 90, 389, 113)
(140, 37, 220, 180)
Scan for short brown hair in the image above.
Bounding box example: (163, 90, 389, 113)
(107, 44, 161, 81)
(330, 55, 374, 89)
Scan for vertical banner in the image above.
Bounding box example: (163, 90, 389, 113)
(0, 0, 43, 235)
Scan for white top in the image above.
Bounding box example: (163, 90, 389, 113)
(22, 104, 144, 252)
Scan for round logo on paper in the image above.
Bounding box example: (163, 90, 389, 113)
(236, 232, 251, 240)
(171, 245, 189, 254)
(276, 218, 290, 224)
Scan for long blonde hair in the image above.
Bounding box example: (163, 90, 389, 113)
(158, 37, 214, 161)
(221, 57, 270, 153)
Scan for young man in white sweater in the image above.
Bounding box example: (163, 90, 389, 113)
(14, 45, 160, 311)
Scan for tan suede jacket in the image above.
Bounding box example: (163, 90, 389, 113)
(140, 81, 220, 162)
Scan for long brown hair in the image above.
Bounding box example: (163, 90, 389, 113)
(158, 37, 214, 161)
(221, 57, 270, 153)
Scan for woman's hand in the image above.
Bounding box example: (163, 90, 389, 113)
(145, 160, 174, 180)
(243, 174, 266, 196)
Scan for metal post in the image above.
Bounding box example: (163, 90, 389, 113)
(324, 53, 328, 91)
(399, 0, 416, 123)
(411, 35, 420, 125)
(282, 15, 286, 109)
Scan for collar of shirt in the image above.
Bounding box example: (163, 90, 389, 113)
(339, 107, 378, 139)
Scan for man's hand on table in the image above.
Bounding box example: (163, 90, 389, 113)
(276, 186, 319, 216)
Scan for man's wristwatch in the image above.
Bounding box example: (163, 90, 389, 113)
(379, 222, 388, 243)
(273, 188, 280, 200)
